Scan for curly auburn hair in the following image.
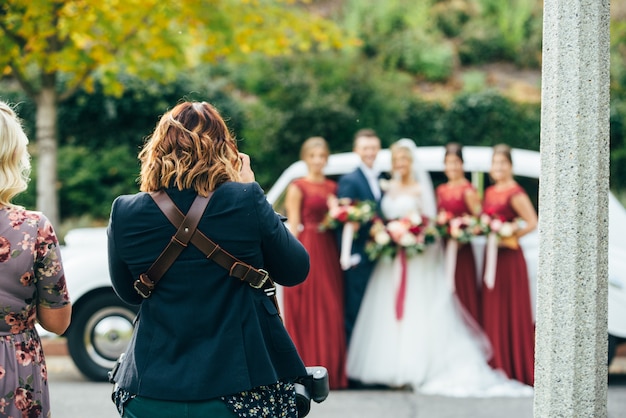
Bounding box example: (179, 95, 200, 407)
(139, 102, 241, 196)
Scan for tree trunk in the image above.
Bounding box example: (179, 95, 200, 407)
(35, 87, 59, 227)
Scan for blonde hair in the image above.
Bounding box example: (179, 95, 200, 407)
(139, 102, 240, 196)
(390, 141, 414, 163)
(0, 101, 31, 207)
(299, 136, 329, 160)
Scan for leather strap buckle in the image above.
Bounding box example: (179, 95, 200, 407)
(134, 274, 155, 299)
(250, 269, 270, 289)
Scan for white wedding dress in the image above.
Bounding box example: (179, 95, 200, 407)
(346, 192, 533, 397)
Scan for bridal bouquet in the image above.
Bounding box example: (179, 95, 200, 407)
(435, 211, 487, 243)
(479, 212, 520, 249)
(319, 198, 376, 231)
(365, 212, 438, 260)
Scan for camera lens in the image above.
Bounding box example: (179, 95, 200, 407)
(294, 383, 311, 417)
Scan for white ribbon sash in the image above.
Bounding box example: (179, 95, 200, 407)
(483, 232, 499, 289)
(444, 239, 459, 293)
(340, 222, 355, 271)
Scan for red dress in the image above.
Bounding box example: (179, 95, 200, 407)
(481, 183, 535, 386)
(283, 179, 348, 389)
(436, 181, 481, 324)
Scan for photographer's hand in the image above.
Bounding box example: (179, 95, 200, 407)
(239, 153, 255, 183)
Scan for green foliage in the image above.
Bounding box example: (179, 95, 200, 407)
(58, 71, 245, 151)
(432, 0, 475, 38)
(58, 145, 139, 219)
(456, 21, 507, 65)
(460, 0, 542, 67)
(395, 99, 447, 146)
(231, 52, 415, 187)
(6, 0, 626, 220)
(341, 0, 454, 81)
(12, 144, 138, 221)
(441, 91, 540, 150)
(5, 71, 247, 222)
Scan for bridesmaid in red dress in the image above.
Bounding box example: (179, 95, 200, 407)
(436, 143, 482, 324)
(481, 144, 538, 386)
(282, 137, 348, 390)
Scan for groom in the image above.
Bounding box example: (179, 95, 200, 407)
(337, 128, 383, 347)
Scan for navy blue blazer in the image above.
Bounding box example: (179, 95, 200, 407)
(108, 182, 309, 401)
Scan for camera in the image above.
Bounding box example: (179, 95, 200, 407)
(294, 366, 329, 417)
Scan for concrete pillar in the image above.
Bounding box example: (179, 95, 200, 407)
(534, 1, 610, 417)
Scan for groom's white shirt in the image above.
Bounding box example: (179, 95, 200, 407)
(358, 162, 381, 201)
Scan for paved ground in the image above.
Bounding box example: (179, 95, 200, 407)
(44, 338, 626, 418)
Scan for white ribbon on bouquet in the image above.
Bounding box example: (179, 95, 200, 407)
(340, 222, 361, 270)
(483, 232, 499, 289)
(444, 239, 459, 293)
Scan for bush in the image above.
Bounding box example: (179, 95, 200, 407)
(441, 91, 540, 149)
(462, 0, 542, 68)
(395, 98, 447, 146)
(231, 53, 416, 187)
(432, 0, 475, 38)
(58, 71, 245, 150)
(457, 23, 507, 65)
(8, 71, 247, 223)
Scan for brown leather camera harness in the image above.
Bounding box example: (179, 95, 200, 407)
(133, 190, 280, 315)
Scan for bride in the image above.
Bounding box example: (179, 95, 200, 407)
(346, 139, 532, 397)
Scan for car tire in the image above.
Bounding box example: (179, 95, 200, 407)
(66, 291, 138, 381)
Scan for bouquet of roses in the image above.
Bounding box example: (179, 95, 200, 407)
(365, 212, 438, 260)
(435, 211, 488, 244)
(319, 198, 376, 231)
(479, 212, 520, 249)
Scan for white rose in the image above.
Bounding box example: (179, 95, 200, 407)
(386, 220, 404, 234)
(499, 222, 514, 237)
(374, 231, 391, 246)
(399, 233, 417, 247)
(408, 213, 423, 226)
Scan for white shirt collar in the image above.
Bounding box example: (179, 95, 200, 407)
(359, 162, 379, 179)
(359, 162, 381, 199)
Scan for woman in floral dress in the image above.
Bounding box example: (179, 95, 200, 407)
(0, 101, 72, 417)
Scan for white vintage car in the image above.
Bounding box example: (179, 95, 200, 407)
(60, 146, 626, 381)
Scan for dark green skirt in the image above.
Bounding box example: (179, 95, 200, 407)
(123, 395, 238, 418)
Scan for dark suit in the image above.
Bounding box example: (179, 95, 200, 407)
(108, 182, 309, 401)
(337, 167, 381, 345)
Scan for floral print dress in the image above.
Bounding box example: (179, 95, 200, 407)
(0, 207, 70, 418)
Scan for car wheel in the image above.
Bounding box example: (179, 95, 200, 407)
(66, 291, 138, 381)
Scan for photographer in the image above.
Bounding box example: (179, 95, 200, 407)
(107, 101, 311, 417)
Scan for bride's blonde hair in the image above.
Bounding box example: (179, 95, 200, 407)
(390, 141, 415, 181)
(0, 101, 31, 207)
